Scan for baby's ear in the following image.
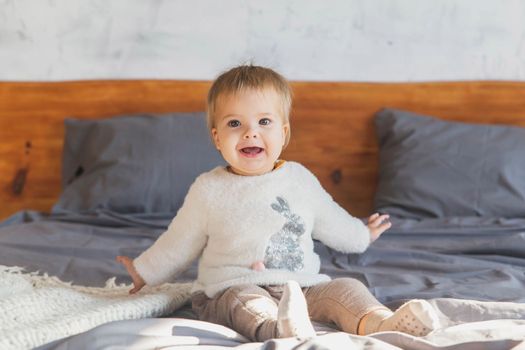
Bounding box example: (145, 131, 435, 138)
(211, 128, 220, 150)
(282, 123, 290, 145)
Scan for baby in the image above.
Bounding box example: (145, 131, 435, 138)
(117, 65, 441, 341)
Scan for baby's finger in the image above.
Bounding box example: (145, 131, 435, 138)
(377, 214, 390, 224)
(380, 220, 392, 229)
(369, 214, 389, 227)
(369, 213, 380, 221)
(117, 256, 128, 267)
(376, 220, 392, 234)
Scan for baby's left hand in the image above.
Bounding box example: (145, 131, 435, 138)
(367, 213, 391, 242)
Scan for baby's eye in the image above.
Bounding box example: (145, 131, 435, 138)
(259, 118, 271, 126)
(227, 120, 240, 128)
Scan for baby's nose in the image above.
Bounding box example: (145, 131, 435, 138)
(243, 131, 258, 139)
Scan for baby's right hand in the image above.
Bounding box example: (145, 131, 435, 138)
(367, 213, 391, 242)
(116, 255, 146, 294)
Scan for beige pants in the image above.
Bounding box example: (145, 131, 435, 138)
(191, 278, 387, 341)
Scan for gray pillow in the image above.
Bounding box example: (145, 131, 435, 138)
(374, 108, 525, 219)
(52, 112, 225, 214)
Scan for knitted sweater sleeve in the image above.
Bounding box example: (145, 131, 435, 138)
(304, 168, 371, 254)
(133, 177, 208, 286)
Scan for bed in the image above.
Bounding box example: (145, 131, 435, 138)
(1, 80, 525, 349)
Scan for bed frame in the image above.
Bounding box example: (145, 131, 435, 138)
(2, 80, 525, 220)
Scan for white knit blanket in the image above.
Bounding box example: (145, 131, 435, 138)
(0, 265, 192, 350)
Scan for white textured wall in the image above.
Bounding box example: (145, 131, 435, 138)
(1, 0, 524, 81)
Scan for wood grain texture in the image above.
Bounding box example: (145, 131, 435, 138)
(2, 80, 525, 220)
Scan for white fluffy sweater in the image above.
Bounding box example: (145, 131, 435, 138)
(134, 161, 371, 298)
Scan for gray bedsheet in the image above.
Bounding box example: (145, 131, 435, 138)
(1, 211, 525, 349)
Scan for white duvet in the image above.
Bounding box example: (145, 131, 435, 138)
(0, 265, 191, 350)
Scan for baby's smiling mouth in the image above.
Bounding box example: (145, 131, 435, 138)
(239, 147, 264, 155)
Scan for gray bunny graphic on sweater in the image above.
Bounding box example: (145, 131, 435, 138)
(264, 196, 305, 271)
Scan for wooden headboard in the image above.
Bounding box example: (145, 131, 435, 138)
(2, 80, 525, 220)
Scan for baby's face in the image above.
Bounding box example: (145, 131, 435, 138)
(211, 88, 289, 176)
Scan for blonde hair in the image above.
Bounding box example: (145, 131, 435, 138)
(206, 64, 292, 147)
